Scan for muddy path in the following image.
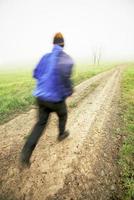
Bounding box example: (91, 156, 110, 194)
(0, 66, 125, 200)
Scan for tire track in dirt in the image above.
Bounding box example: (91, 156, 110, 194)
(47, 66, 124, 200)
(0, 66, 124, 200)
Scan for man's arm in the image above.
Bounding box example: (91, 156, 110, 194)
(33, 57, 44, 79)
(33, 54, 50, 79)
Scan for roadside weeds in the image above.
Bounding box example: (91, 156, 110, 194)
(118, 64, 134, 200)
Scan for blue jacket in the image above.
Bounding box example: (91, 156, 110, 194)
(33, 45, 74, 102)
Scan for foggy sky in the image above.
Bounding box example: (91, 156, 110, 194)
(0, 0, 134, 65)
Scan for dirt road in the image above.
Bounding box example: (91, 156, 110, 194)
(0, 66, 124, 200)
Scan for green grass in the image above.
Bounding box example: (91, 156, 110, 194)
(73, 63, 115, 85)
(119, 64, 134, 200)
(0, 69, 35, 123)
(0, 63, 115, 124)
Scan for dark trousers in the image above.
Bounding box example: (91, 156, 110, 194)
(21, 98, 67, 162)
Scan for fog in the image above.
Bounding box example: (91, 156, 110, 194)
(0, 0, 134, 66)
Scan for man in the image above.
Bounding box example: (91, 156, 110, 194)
(20, 33, 74, 167)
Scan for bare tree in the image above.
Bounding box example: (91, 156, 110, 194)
(97, 47, 101, 65)
(93, 48, 97, 65)
(92, 47, 101, 65)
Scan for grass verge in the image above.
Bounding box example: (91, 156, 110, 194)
(0, 63, 115, 124)
(119, 64, 134, 200)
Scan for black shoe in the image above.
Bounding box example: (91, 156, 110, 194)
(18, 158, 31, 171)
(20, 153, 31, 169)
(19, 159, 31, 170)
(22, 160, 31, 168)
(58, 131, 70, 141)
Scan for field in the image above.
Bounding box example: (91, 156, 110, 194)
(119, 64, 134, 200)
(0, 69, 34, 123)
(0, 63, 115, 124)
(0, 63, 133, 200)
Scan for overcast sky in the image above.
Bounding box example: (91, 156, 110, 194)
(0, 0, 134, 65)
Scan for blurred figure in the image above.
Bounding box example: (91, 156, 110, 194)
(20, 33, 74, 167)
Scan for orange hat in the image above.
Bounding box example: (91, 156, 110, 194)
(53, 32, 64, 46)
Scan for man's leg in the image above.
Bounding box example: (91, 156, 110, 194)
(56, 101, 69, 140)
(20, 102, 50, 165)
